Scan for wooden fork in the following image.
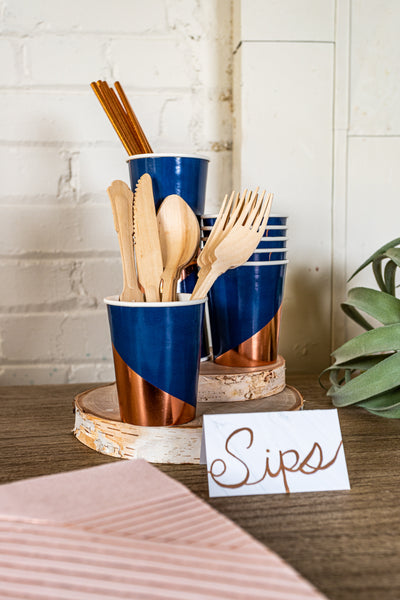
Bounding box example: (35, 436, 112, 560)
(197, 190, 251, 270)
(191, 190, 273, 300)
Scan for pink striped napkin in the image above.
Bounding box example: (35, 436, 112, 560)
(0, 460, 328, 599)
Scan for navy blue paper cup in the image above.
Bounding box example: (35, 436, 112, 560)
(200, 225, 288, 239)
(264, 225, 287, 237)
(105, 294, 206, 426)
(127, 153, 209, 215)
(177, 262, 211, 361)
(200, 214, 288, 227)
(257, 236, 288, 249)
(208, 260, 288, 367)
(247, 249, 287, 262)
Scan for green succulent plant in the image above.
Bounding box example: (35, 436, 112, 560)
(322, 237, 400, 418)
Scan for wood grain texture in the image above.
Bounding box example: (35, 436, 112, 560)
(198, 355, 286, 401)
(0, 375, 400, 600)
(73, 382, 302, 463)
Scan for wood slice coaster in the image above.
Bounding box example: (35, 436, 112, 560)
(74, 381, 303, 464)
(198, 355, 286, 402)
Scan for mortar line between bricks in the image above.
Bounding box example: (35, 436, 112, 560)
(0, 253, 120, 259)
(0, 308, 108, 316)
(0, 361, 113, 366)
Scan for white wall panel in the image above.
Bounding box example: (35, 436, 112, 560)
(350, 0, 400, 134)
(233, 0, 335, 48)
(233, 42, 334, 371)
(345, 136, 400, 337)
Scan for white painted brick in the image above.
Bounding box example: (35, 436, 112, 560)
(0, 310, 111, 363)
(157, 95, 195, 151)
(77, 205, 119, 254)
(0, 205, 118, 255)
(60, 310, 111, 362)
(111, 39, 193, 89)
(0, 313, 66, 362)
(166, 0, 206, 40)
(0, 259, 73, 307)
(81, 259, 123, 302)
(196, 92, 232, 149)
(3, 0, 167, 33)
(201, 150, 232, 214)
(0, 365, 69, 385)
(68, 362, 114, 384)
(0, 146, 66, 198)
(350, 0, 400, 134)
(0, 39, 19, 85)
(233, 0, 335, 47)
(26, 35, 108, 86)
(132, 92, 191, 151)
(0, 91, 115, 143)
(78, 146, 128, 198)
(195, 40, 232, 91)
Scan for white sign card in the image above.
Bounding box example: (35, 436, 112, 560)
(200, 409, 350, 497)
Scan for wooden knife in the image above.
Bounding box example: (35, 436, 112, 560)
(133, 173, 163, 302)
(107, 180, 143, 302)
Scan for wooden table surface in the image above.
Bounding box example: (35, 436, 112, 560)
(0, 374, 399, 600)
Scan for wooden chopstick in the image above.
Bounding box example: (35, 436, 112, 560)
(102, 83, 141, 155)
(90, 80, 152, 156)
(90, 81, 133, 155)
(114, 81, 153, 153)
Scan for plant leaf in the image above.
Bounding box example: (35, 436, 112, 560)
(372, 256, 388, 292)
(358, 388, 400, 410)
(345, 287, 400, 325)
(349, 237, 400, 281)
(331, 324, 400, 363)
(384, 260, 397, 296)
(326, 355, 389, 372)
(340, 303, 374, 331)
(385, 247, 400, 267)
(362, 404, 400, 418)
(327, 352, 400, 406)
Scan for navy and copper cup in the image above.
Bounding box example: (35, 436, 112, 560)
(208, 260, 288, 367)
(105, 294, 207, 426)
(127, 153, 209, 215)
(200, 214, 288, 227)
(246, 249, 287, 262)
(257, 236, 288, 249)
(177, 262, 213, 362)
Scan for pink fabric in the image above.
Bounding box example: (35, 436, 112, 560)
(0, 460, 328, 599)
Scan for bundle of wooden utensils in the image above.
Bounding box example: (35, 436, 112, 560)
(93, 80, 273, 302)
(107, 175, 273, 302)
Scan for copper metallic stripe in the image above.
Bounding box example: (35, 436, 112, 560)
(112, 345, 195, 426)
(215, 307, 282, 368)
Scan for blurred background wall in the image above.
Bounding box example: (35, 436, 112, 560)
(0, 0, 399, 384)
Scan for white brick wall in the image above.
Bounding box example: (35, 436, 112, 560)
(4, 0, 398, 384)
(0, 0, 233, 385)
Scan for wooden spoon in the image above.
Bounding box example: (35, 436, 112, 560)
(107, 180, 143, 302)
(157, 195, 200, 301)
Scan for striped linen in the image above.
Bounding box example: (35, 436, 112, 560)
(0, 460, 327, 599)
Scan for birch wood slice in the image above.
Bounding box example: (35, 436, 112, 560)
(73, 381, 303, 464)
(198, 355, 286, 402)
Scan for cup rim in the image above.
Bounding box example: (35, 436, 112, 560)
(200, 225, 288, 231)
(201, 213, 288, 219)
(250, 248, 288, 253)
(242, 259, 289, 266)
(200, 235, 289, 242)
(126, 153, 210, 162)
(104, 293, 207, 308)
